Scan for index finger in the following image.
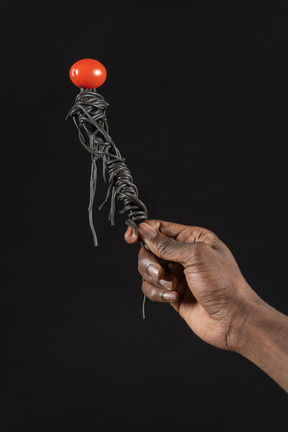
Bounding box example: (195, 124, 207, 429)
(124, 226, 139, 244)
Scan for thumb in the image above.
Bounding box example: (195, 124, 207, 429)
(138, 222, 190, 264)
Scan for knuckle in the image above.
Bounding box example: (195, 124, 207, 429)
(142, 282, 158, 302)
(184, 242, 210, 265)
(138, 246, 146, 260)
(201, 229, 219, 248)
(156, 236, 175, 256)
(138, 257, 153, 276)
(149, 287, 159, 302)
(142, 281, 157, 302)
(194, 242, 210, 257)
(138, 253, 146, 271)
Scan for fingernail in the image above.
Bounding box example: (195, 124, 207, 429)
(162, 291, 177, 302)
(159, 277, 173, 288)
(138, 223, 157, 240)
(148, 264, 160, 279)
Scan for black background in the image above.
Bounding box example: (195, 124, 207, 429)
(1, 0, 288, 430)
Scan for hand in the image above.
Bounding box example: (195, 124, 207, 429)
(125, 220, 261, 352)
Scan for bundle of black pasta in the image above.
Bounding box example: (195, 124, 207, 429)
(66, 60, 148, 247)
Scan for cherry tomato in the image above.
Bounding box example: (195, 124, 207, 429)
(69, 59, 107, 89)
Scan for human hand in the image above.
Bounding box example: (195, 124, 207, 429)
(125, 220, 261, 352)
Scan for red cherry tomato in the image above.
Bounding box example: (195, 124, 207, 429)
(69, 59, 107, 89)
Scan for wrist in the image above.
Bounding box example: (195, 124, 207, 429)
(229, 292, 288, 392)
(225, 284, 265, 354)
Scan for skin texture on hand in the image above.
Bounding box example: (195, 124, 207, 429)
(125, 220, 288, 392)
(125, 220, 259, 351)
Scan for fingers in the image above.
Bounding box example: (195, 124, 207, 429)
(124, 226, 139, 244)
(142, 280, 179, 303)
(138, 245, 174, 288)
(124, 221, 192, 264)
(124, 220, 219, 250)
(142, 220, 190, 239)
(138, 245, 186, 306)
(137, 222, 192, 264)
(124, 220, 195, 245)
(141, 219, 218, 246)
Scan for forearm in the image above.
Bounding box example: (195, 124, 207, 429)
(236, 297, 288, 392)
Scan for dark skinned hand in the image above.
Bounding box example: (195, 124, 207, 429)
(124, 220, 260, 352)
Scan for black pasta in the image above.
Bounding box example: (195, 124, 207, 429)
(66, 88, 148, 247)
